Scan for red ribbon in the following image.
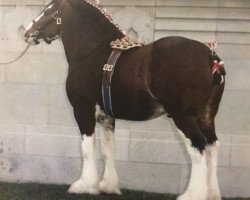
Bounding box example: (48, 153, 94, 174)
(212, 60, 224, 76)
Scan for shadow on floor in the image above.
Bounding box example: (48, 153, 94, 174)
(0, 182, 248, 200)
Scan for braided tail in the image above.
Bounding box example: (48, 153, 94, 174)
(209, 53, 226, 85)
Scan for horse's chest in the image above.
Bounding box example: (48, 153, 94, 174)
(65, 72, 99, 105)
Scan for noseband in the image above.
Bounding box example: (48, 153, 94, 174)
(31, 9, 62, 44)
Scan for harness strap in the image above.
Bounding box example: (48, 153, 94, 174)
(102, 49, 122, 118)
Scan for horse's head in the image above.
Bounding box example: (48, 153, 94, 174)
(24, 0, 62, 45)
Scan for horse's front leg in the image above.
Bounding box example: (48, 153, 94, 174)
(96, 107, 121, 194)
(68, 103, 99, 195)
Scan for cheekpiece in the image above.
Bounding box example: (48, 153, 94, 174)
(110, 37, 143, 50)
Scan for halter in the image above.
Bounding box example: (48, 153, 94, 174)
(31, 9, 62, 44)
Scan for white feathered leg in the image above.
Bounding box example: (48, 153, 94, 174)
(68, 134, 99, 194)
(206, 141, 221, 200)
(177, 130, 208, 200)
(99, 126, 121, 194)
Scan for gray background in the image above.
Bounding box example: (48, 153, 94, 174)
(0, 0, 249, 198)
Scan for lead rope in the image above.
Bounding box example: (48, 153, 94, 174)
(0, 44, 30, 65)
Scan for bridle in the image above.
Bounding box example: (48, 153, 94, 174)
(0, 4, 62, 65)
(28, 0, 125, 45)
(31, 8, 62, 44)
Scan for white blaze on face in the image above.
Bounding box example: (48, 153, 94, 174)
(34, 13, 45, 23)
(177, 130, 208, 200)
(24, 21, 33, 33)
(34, 4, 53, 23)
(25, 4, 54, 33)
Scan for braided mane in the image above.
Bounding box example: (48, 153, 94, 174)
(66, 0, 125, 35)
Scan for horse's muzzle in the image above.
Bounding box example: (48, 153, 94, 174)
(24, 37, 39, 45)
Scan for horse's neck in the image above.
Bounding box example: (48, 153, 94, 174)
(61, 4, 123, 70)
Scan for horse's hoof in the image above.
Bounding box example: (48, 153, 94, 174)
(99, 179, 121, 195)
(208, 188, 221, 200)
(68, 179, 99, 195)
(176, 192, 207, 200)
(208, 194, 222, 200)
(176, 194, 189, 200)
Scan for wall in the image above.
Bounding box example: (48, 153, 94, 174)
(0, 0, 250, 197)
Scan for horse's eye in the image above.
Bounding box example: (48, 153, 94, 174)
(44, 11, 49, 15)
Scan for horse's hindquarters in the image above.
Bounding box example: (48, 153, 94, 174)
(148, 37, 214, 117)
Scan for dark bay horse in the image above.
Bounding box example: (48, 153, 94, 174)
(24, 0, 226, 199)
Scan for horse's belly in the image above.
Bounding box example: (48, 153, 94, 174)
(111, 92, 165, 121)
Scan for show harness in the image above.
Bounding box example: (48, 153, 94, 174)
(102, 37, 143, 118)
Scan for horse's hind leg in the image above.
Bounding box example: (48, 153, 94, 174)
(173, 116, 208, 200)
(96, 107, 121, 194)
(198, 120, 221, 200)
(197, 83, 224, 200)
(197, 84, 224, 200)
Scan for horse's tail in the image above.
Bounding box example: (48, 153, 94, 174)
(209, 53, 226, 85)
(199, 53, 226, 122)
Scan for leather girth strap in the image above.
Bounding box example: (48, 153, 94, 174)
(102, 49, 122, 118)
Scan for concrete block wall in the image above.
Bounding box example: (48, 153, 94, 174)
(0, 0, 250, 198)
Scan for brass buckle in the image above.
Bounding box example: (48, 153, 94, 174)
(56, 18, 61, 25)
(52, 10, 62, 25)
(103, 64, 113, 72)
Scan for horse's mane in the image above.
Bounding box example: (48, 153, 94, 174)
(65, 0, 124, 37)
(66, 0, 99, 15)
(66, 0, 109, 23)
